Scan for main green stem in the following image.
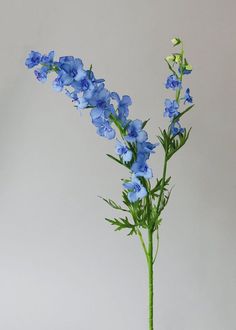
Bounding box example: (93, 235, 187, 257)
(148, 229, 154, 330)
(148, 152, 168, 330)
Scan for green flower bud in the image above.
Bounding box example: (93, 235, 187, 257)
(174, 54, 182, 63)
(171, 38, 181, 46)
(185, 64, 192, 71)
(165, 55, 175, 62)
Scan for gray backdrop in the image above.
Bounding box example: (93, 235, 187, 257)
(0, 0, 235, 329)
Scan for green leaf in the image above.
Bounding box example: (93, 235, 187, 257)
(158, 187, 173, 213)
(151, 176, 171, 196)
(105, 216, 136, 235)
(164, 59, 179, 78)
(122, 191, 131, 208)
(88, 64, 93, 79)
(167, 128, 192, 160)
(157, 129, 170, 152)
(106, 154, 128, 168)
(172, 104, 195, 124)
(142, 118, 150, 129)
(101, 197, 129, 212)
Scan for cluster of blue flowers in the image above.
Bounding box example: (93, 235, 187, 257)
(164, 42, 193, 135)
(25, 42, 193, 203)
(25, 50, 158, 202)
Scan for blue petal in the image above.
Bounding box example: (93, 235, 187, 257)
(105, 128, 116, 140)
(75, 69, 87, 81)
(121, 95, 132, 106)
(123, 182, 135, 190)
(110, 92, 120, 103)
(137, 130, 148, 143)
(122, 150, 132, 162)
(128, 191, 138, 202)
(76, 97, 88, 109)
(90, 107, 103, 120)
(137, 186, 147, 199)
(132, 119, 142, 131)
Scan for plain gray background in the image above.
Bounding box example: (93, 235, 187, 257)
(0, 0, 235, 329)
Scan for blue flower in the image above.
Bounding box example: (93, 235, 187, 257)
(123, 176, 147, 202)
(54, 56, 83, 88)
(130, 141, 157, 178)
(111, 92, 132, 126)
(52, 74, 64, 92)
(88, 70, 105, 84)
(25, 51, 41, 68)
(170, 121, 185, 136)
(184, 88, 193, 104)
(164, 99, 179, 118)
(34, 66, 49, 83)
(89, 84, 116, 140)
(165, 74, 182, 90)
(92, 116, 116, 140)
(115, 140, 132, 163)
(137, 141, 157, 157)
(65, 89, 91, 109)
(131, 153, 153, 179)
(125, 119, 148, 143)
(40, 51, 55, 65)
(89, 84, 111, 110)
(72, 69, 95, 95)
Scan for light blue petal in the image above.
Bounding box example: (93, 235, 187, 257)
(110, 92, 120, 103)
(137, 186, 147, 200)
(137, 130, 148, 143)
(90, 107, 103, 120)
(132, 119, 142, 131)
(105, 128, 116, 140)
(128, 191, 138, 203)
(122, 150, 132, 162)
(123, 182, 135, 190)
(76, 97, 88, 109)
(165, 99, 172, 107)
(124, 135, 135, 143)
(122, 95, 132, 106)
(75, 69, 87, 81)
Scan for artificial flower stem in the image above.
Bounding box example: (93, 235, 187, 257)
(176, 44, 184, 104)
(156, 154, 168, 215)
(148, 228, 154, 330)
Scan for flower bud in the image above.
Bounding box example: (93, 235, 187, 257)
(165, 55, 175, 62)
(171, 38, 181, 46)
(174, 54, 182, 63)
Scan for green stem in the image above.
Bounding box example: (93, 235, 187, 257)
(148, 228, 154, 330)
(156, 154, 168, 215)
(176, 43, 184, 105)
